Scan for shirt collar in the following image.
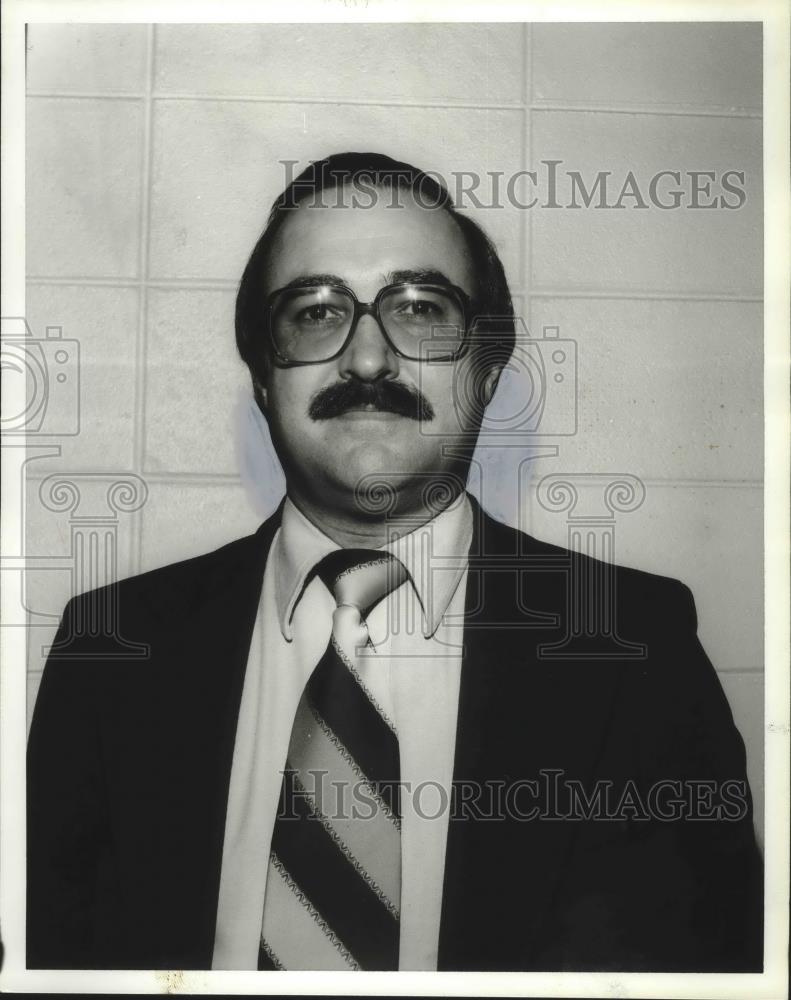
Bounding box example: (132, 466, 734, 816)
(274, 492, 473, 641)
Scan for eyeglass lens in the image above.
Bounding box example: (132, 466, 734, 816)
(270, 284, 465, 362)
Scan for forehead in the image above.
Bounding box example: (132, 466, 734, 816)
(265, 188, 473, 296)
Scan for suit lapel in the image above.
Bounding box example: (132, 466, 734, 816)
(438, 500, 626, 970)
(111, 505, 283, 967)
(187, 509, 283, 960)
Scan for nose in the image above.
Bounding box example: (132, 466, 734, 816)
(336, 312, 400, 382)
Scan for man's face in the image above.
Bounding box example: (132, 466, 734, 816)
(258, 188, 498, 519)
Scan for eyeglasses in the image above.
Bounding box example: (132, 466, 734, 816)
(266, 281, 472, 366)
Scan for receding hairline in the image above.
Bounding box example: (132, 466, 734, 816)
(260, 180, 476, 297)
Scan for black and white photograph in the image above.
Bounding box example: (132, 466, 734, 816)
(1, 1, 788, 996)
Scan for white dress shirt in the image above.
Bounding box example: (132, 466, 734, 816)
(212, 493, 472, 971)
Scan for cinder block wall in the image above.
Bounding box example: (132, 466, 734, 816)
(24, 23, 763, 839)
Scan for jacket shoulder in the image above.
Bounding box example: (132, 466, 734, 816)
(62, 516, 278, 629)
(477, 502, 696, 622)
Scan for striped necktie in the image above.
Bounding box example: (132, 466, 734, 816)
(258, 549, 409, 971)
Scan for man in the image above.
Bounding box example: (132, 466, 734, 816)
(27, 153, 762, 972)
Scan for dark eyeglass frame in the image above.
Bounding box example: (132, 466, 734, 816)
(265, 280, 474, 367)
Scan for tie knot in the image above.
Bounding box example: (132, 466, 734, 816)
(315, 549, 408, 619)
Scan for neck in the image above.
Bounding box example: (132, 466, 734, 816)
(286, 484, 465, 549)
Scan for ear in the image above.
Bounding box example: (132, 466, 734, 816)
(253, 377, 268, 413)
(478, 363, 504, 408)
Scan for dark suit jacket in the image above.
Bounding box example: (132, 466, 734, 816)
(27, 496, 763, 971)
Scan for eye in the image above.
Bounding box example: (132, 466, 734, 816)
(287, 296, 350, 331)
(391, 293, 447, 322)
(297, 303, 336, 324)
(404, 298, 440, 316)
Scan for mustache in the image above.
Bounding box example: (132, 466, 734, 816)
(308, 379, 435, 421)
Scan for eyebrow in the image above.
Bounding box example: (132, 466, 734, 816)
(277, 273, 348, 291)
(276, 268, 457, 294)
(386, 268, 455, 287)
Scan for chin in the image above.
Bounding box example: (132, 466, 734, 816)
(332, 442, 411, 485)
(326, 443, 442, 506)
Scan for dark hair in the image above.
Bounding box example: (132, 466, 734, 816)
(235, 152, 515, 406)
